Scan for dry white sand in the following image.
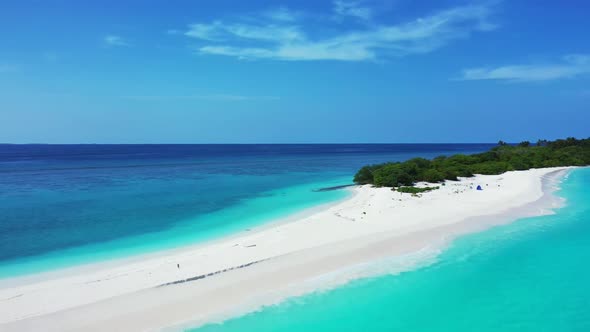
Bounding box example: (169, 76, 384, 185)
(0, 167, 570, 331)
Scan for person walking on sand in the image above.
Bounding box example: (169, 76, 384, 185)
(177, 263, 180, 269)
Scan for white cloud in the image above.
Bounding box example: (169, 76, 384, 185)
(104, 35, 129, 47)
(182, 3, 497, 62)
(460, 54, 590, 82)
(333, 0, 372, 21)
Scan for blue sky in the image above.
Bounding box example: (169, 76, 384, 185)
(1, 0, 588, 143)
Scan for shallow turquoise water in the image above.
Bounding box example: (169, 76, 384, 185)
(193, 167, 590, 332)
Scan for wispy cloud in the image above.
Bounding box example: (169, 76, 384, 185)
(181, 3, 498, 62)
(123, 94, 280, 102)
(186, 22, 303, 42)
(104, 35, 129, 47)
(333, 0, 372, 21)
(459, 54, 590, 82)
(263, 7, 300, 22)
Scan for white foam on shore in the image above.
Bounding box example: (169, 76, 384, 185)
(166, 244, 445, 332)
(300, 244, 442, 290)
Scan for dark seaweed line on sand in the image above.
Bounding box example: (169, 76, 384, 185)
(157, 259, 268, 287)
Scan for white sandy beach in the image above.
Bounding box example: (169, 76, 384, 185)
(0, 167, 571, 331)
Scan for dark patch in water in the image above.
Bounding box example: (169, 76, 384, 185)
(314, 184, 356, 192)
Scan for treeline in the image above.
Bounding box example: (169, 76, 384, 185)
(354, 137, 590, 187)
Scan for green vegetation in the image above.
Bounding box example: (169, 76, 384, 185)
(354, 137, 590, 188)
(396, 186, 439, 194)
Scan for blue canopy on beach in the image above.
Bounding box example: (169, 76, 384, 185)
(476, 185, 483, 190)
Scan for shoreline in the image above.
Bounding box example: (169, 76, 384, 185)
(0, 167, 573, 331)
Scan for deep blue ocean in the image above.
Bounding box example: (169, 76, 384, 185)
(0, 144, 493, 278)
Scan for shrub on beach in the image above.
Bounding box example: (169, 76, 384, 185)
(421, 169, 446, 183)
(353, 165, 378, 184)
(372, 163, 414, 187)
(354, 137, 590, 188)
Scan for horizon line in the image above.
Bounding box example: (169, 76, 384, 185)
(0, 142, 539, 145)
